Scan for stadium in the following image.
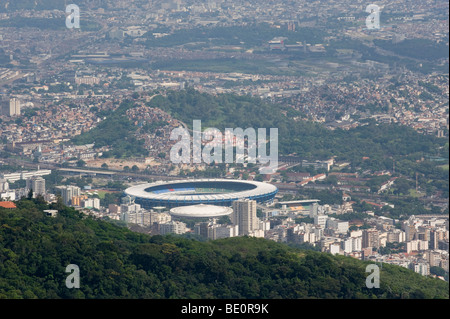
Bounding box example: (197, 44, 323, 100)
(124, 178, 278, 209)
(170, 204, 233, 218)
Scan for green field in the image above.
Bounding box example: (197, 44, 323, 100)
(408, 189, 424, 198)
(84, 190, 112, 199)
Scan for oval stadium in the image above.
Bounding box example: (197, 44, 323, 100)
(124, 179, 278, 209)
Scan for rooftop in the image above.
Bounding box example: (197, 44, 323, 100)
(170, 204, 233, 218)
(0, 201, 17, 209)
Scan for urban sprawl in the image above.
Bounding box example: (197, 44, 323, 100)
(0, 0, 448, 283)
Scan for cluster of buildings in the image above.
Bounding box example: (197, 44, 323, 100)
(107, 196, 267, 239)
(0, 90, 178, 170)
(270, 203, 449, 278)
(100, 192, 449, 279)
(281, 72, 449, 136)
(186, 200, 270, 240)
(0, 103, 101, 148)
(55, 185, 98, 209)
(0, 169, 104, 210)
(0, 166, 448, 280)
(108, 196, 185, 235)
(125, 103, 183, 160)
(0, 169, 51, 201)
(0, 0, 448, 286)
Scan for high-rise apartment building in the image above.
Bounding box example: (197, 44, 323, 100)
(60, 186, 81, 205)
(0, 179, 9, 192)
(362, 228, 380, 249)
(309, 202, 319, 217)
(4, 98, 21, 116)
(314, 214, 328, 228)
(160, 221, 187, 235)
(232, 199, 258, 236)
(26, 177, 46, 198)
(82, 198, 101, 210)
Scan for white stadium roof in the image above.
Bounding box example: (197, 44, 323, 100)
(124, 178, 278, 203)
(170, 204, 233, 218)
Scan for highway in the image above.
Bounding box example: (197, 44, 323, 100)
(1, 158, 180, 181)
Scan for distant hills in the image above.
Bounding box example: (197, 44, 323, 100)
(0, 198, 448, 299)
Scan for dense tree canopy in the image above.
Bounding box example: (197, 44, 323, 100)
(0, 199, 448, 299)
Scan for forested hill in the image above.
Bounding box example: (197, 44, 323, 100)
(147, 89, 447, 166)
(0, 198, 448, 299)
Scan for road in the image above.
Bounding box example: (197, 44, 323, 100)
(1, 158, 180, 181)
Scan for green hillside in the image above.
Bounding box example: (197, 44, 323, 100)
(70, 100, 149, 159)
(0, 198, 448, 299)
(147, 89, 447, 164)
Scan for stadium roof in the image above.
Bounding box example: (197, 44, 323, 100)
(124, 178, 278, 203)
(170, 204, 233, 218)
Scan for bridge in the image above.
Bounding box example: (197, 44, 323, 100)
(57, 167, 118, 176)
(1, 158, 179, 181)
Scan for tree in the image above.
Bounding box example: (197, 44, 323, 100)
(393, 178, 414, 196)
(131, 165, 140, 172)
(90, 106, 99, 113)
(27, 188, 33, 200)
(218, 215, 231, 225)
(327, 175, 338, 185)
(0, 198, 448, 299)
(254, 174, 264, 182)
(101, 163, 109, 169)
(76, 160, 86, 168)
(101, 192, 121, 207)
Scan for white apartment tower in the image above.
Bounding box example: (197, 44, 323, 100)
(309, 202, 319, 218)
(314, 214, 328, 228)
(26, 176, 46, 198)
(160, 221, 187, 235)
(9, 98, 20, 116)
(232, 199, 259, 236)
(0, 179, 9, 192)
